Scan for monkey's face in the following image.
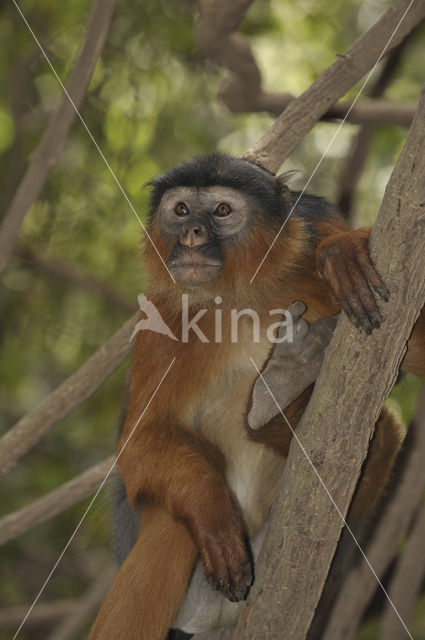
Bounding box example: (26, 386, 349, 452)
(157, 186, 254, 286)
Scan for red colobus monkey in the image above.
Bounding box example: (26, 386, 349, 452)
(89, 153, 425, 640)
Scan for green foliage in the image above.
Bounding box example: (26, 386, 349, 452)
(0, 1, 424, 638)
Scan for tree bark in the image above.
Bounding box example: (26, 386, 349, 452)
(232, 84, 425, 640)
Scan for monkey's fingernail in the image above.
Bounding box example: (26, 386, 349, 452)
(227, 592, 239, 603)
(370, 311, 381, 328)
(350, 316, 360, 329)
(363, 323, 373, 335)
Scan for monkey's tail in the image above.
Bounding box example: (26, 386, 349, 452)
(88, 504, 197, 640)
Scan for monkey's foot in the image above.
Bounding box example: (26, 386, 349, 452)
(248, 302, 337, 430)
(190, 504, 252, 602)
(200, 526, 252, 602)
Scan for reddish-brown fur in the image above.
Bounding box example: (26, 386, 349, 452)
(89, 210, 424, 640)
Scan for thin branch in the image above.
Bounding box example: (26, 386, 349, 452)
(0, 0, 116, 273)
(0, 456, 115, 545)
(232, 85, 425, 640)
(16, 245, 136, 312)
(0, 600, 76, 630)
(242, 0, 425, 173)
(226, 92, 415, 127)
(46, 567, 116, 640)
(321, 391, 425, 640)
(378, 502, 425, 640)
(0, 315, 136, 475)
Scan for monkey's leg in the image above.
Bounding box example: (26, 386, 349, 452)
(89, 504, 196, 640)
(307, 407, 404, 640)
(89, 420, 253, 640)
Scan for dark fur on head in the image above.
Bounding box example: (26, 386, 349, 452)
(148, 152, 288, 224)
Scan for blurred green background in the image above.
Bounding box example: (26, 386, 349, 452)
(0, 0, 424, 638)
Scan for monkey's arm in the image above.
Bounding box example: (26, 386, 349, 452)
(118, 418, 252, 602)
(90, 416, 252, 640)
(316, 224, 425, 377)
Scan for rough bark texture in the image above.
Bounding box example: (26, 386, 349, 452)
(0, 456, 115, 545)
(232, 85, 425, 640)
(0, 315, 136, 475)
(243, 0, 425, 173)
(0, 0, 115, 273)
(322, 392, 425, 640)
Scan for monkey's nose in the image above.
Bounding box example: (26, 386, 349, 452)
(179, 223, 208, 247)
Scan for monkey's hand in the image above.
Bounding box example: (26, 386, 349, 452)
(317, 227, 389, 335)
(175, 475, 253, 603)
(248, 302, 337, 430)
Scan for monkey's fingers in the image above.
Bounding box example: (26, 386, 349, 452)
(320, 262, 359, 327)
(202, 533, 252, 602)
(356, 249, 390, 302)
(318, 227, 389, 334)
(348, 261, 383, 329)
(194, 503, 253, 602)
(332, 267, 376, 334)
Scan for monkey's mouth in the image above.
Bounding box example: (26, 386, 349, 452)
(168, 255, 222, 285)
(168, 248, 223, 285)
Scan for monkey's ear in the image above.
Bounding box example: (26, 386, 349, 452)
(276, 169, 300, 189)
(275, 173, 292, 207)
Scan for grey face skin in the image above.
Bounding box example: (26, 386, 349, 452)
(157, 186, 254, 285)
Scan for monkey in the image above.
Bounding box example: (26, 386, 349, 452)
(88, 152, 425, 640)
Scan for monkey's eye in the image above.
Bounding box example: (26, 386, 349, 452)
(213, 202, 232, 217)
(175, 202, 189, 216)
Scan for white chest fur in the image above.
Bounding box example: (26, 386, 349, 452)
(185, 331, 286, 536)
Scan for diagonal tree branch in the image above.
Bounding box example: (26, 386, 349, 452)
(243, 0, 425, 173)
(0, 600, 77, 630)
(0, 315, 136, 475)
(0, 456, 115, 545)
(232, 84, 425, 640)
(0, 0, 115, 273)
